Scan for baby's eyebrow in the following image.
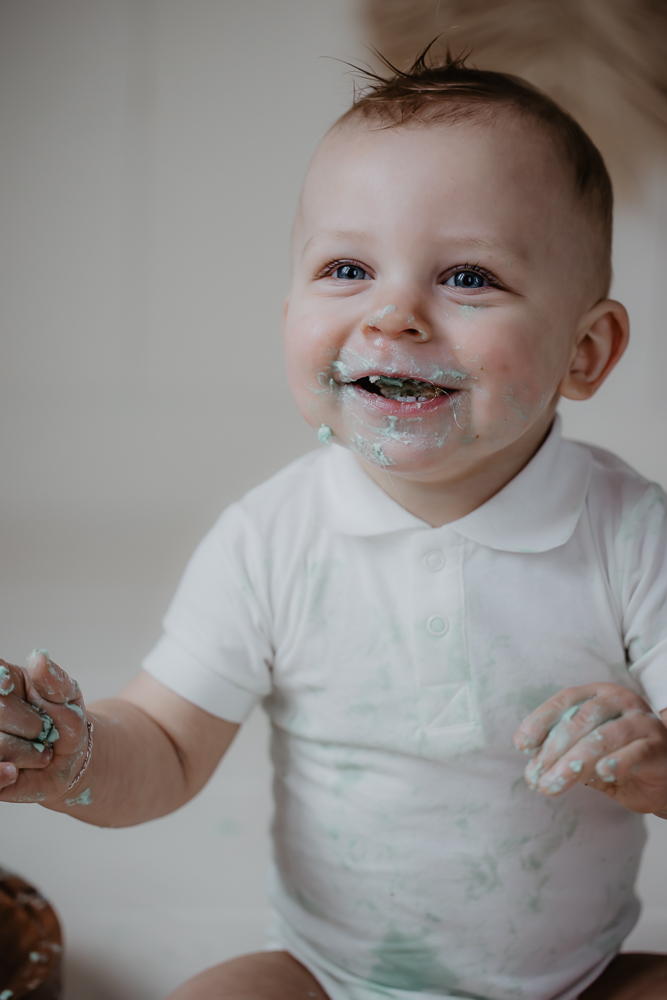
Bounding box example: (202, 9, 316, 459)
(444, 234, 528, 263)
(300, 230, 528, 267)
(300, 230, 369, 260)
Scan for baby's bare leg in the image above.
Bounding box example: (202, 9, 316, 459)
(167, 951, 331, 1000)
(579, 953, 667, 999)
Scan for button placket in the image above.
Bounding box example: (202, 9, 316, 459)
(411, 533, 473, 734)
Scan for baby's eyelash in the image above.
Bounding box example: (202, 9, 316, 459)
(316, 259, 366, 279)
(442, 263, 503, 288)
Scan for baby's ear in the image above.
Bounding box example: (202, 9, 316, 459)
(281, 295, 290, 330)
(559, 299, 629, 401)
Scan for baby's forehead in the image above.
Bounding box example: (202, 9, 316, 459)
(305, 113, 573, 206)
(296, 114, 576, 241)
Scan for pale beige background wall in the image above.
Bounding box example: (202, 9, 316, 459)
(0, 2, 665, 997)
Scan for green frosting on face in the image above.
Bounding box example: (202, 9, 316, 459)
(318, 424, 334, 445)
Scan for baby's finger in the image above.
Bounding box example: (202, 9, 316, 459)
(25, 649, 81, 705)
(0, 661, 26, 700)
(514, 684, 603, 751)
(594, 734, 667, 787)
(531, 709, 661, 795)
(0, 692, 49, 742)
(0, 762, 18, 789)
(0, 732, 54, 770)
(520, 686, 652, 781)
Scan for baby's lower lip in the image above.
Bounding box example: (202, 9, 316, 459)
(346, 382, 456, 414)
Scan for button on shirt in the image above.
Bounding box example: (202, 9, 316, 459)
(144, 417, 667, 1000)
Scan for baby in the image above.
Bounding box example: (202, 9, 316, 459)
(2, 55, 667, 1000)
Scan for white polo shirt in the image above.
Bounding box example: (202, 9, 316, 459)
(144, 417, 667, 1000)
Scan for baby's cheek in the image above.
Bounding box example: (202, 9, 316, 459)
(286, 357, 340, 432)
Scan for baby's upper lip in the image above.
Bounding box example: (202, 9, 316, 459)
(333, 367, 465, 390)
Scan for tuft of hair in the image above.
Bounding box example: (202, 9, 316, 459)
(362, 0, 667, 194)
(338, 46, 613, 294)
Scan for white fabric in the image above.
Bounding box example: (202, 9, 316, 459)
(143, 416, 667, 1000)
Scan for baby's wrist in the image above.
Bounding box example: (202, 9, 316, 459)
(65, 719, 94, 793)
(46, 719, 95, 810)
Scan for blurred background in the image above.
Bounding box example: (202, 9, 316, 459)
(0, 1, 665, 996)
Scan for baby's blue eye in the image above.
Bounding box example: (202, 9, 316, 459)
(334, 264, 368, 280)
(445, 270, 487, 289)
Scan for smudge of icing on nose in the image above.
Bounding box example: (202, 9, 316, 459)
(459, 304, 487, 322)
(368, 304, 396, 325)
(407, 315, 429, 341)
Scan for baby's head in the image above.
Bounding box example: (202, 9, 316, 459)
(283, 55, 628, 493)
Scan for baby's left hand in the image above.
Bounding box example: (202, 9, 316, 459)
(514, 683, 667, 815)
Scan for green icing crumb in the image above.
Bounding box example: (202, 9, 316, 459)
(31, 711, 59, 751)
(317, 424, 333, 445)
(546, 775, 567, 794)
(372, 375, 404, 387)
(1, 990, 14, 999)
(0, 665, 14, 694)
(66, 787, 93, 807)
(599, 758, 618, 782)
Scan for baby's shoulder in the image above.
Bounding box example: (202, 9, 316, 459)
(573, 438, 667, 536)
(234, 447, 332, 540)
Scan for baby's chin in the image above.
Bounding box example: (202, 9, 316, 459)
(342, 433, 468, 481)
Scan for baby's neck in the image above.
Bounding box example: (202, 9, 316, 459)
(356, 408, 556, 527)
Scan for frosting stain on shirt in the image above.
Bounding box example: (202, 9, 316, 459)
(372, 928, 461, 993)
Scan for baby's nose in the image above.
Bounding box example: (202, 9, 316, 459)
(360, 304, 431, 342)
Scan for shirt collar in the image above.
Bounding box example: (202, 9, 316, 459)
(320, 414, 592, 553)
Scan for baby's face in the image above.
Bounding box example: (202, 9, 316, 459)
(283, 118, 599, 484)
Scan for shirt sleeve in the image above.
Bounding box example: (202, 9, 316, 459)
(621, 483, 667, 713)
(142, 503, 273, 722)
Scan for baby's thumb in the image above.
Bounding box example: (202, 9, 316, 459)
(25, 649, 82, 706)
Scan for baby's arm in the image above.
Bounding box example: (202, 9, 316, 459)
(514, 683, 667, 815)
(0, 650, 239, 825)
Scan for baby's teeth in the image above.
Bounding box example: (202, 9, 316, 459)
(418, 397, 427, 402)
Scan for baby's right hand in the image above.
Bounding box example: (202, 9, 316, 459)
(0, 650, 89, 805)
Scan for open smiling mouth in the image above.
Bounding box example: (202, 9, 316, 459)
(353, 374, 452, 403)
